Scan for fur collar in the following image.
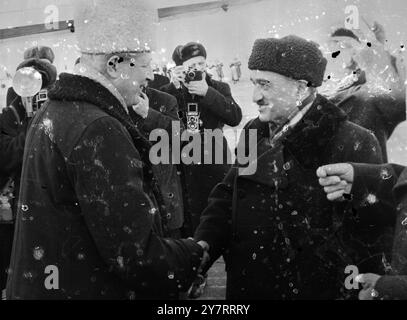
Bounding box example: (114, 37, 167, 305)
(48, 72, 125, 114)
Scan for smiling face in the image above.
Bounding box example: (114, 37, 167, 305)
(107, 52, 154, 105)
(250, 70, 305, 123)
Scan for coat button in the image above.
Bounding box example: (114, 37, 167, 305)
(283, 162, 291, 171)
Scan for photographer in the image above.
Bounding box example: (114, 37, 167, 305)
(160, 42, 242, 298)
(160, 42, 242, 236)
(0, 57, 57, 294)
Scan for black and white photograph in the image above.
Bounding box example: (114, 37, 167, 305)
(0, 0, 407, 309)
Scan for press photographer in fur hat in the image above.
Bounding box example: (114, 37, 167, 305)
(160, 42, 242, 237)
(194, 35, 392, 299)
(160, 42, 242, 298)
(6, 0, 206, 300)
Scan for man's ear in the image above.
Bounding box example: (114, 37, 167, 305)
(297, 81, 309, 97)
(106, 55, 122, 78)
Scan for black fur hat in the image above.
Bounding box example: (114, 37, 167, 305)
(172, 45, 184, 66)
(248, 35, 327, 87)
(180, 42, 207, 64)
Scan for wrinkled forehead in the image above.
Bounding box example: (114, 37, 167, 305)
(183, 56, 206, 67)
(250, 70, 287, 83)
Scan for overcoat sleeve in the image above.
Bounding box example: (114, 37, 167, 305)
(200, 82, 242, 127)
(371, 168, 407, 300)
(68, 116, 203, 292)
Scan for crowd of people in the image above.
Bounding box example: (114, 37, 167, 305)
(0, 0, 406, 300)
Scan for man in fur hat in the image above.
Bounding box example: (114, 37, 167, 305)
(194, 35, 392, 299)
(6, 0, 205, 300)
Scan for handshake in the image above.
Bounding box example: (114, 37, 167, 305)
(187, 239, 210, 299)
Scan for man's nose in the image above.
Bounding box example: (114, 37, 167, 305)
(252, 86, 263, 104)
(146, 66, 154, 81)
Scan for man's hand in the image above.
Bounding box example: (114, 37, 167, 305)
(197, 240, 210, 272)
(356, 273, 382, 300)
(316, 163, 354, 201)
(187, 239, 210, 273)
(171, 66, 186, 89)
(132, 92, 149, 119)
(185, 75, 209, 97)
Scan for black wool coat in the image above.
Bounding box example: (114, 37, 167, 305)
(6, 73, 203, 300)
(160, 77, 242, 234)
(129, 87, 186, 232)
(195, 95, 394, 300)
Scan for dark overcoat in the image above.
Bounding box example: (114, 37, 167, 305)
(195, 95, 395, 299)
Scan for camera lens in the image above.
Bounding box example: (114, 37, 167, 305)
(188, 71, 196, 78)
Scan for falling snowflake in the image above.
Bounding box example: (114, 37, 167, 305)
(117, 256, 124, 268)
(366, 194, 377, 204)
(33, 246, 45, 260)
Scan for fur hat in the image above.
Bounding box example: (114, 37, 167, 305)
(248, 35, 327, 87)
(17, 58, 57, 89)
(74, 0, 157, 55)
(24, 46, 55, 63)
(172, 45, 184, 66)
(180, 42, 207, 64)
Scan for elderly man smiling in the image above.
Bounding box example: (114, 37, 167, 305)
(194, 35, 390, 300)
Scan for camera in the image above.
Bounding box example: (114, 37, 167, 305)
(186, 103, 200, 133)
(184, 68, 203, 83)
(25, 89, 48, 117)
(34, 89, 48, 111)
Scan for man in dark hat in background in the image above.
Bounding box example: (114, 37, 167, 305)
(160, 42, 242, 298)
(194, 35, 393, 299)
(0, 53, 57, 296)
(5, 46, 55, 107)
(160, 42, 242, 236)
